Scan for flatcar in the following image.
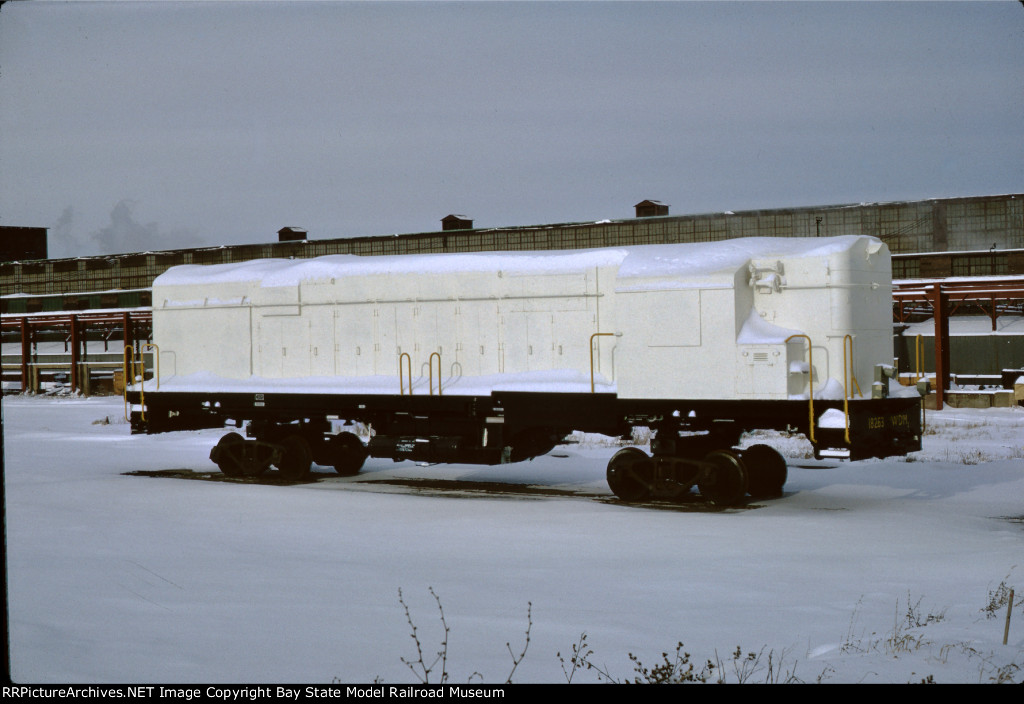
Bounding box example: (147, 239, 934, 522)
(127, 236, 922, 505)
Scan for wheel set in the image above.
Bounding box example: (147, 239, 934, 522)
(210, 432, 278, 478)
(208, 421, 784, 505)
(605, 443, 787, 506)
(209, 429, 368, 480)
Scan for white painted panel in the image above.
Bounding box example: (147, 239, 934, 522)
(151, 237, 895, 399)
(641, 290, 702, 347)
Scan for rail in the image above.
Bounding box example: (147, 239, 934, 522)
(785, 334, 815, 445)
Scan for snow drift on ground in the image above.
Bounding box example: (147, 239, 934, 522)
(3, 396, 1023, 684)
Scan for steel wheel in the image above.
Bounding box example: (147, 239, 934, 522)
(211, 432, 246, 476)
(277, 434, 313, 481)
(697, 449, 749, 507)
(606, 447, 654, 502)
(742, 444, 788, 497)
(331, 432, 368, 476)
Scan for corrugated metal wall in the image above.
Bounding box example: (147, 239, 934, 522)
(896, 333, 1024, 376)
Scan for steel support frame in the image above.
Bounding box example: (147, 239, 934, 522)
(1, 310, 152, 395)
(892, 277, 1024, 408)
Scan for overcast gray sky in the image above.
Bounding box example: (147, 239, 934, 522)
(1, 1, 1021, 258)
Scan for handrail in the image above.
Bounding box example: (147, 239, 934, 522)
(840, 335, 858, 444)
(144, 342, 160, 390)
(785, 334, 815, 445)
(123, 344, 135, 422)
(122, 343, 152, 422)
(399, 352, 412, 395)
(842, 335, 862, 399)
(429, 351, 442, 396)
(123, 343, 160, 421)
(589, 332, 616, 393)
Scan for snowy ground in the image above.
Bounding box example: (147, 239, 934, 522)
(3, 395, 1023, 684)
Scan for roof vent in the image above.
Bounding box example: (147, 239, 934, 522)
(441, 214, 473, 231)
(635, 200, 669, 218)
(278, 227, 307, 242)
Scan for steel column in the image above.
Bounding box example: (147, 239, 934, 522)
(20, 317, 30, 392)
(930, 286, 950, 408)
(69, 314, 80, 393)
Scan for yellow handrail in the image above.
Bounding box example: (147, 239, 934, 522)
(123, 343, 155, 422)
(842, 335, 862, 399)
(786, 334, 815, 445)
(429, 351, 442, 396)
(589, 332, 616, 393)
(399, 352, 412, 395)
(840, 335, 859, 444)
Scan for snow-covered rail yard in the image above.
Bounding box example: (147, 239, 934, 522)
(4, 395, 1023, 683)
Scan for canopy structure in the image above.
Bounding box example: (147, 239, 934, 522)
(1, 310, 152, 394)
(892, 276, 1024, 406)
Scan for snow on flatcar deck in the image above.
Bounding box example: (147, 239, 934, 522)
(149, 368, 614, 396)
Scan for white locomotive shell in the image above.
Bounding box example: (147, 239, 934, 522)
(149, 236, 891, 402)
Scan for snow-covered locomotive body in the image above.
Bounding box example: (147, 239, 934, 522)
(149, 236, 890, 402)
(131, 236, 921, 505)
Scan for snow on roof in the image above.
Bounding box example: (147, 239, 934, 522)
(153, 249, 632, 288)
(153, 236, 876, 290)
(614, 235, 872, 289)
